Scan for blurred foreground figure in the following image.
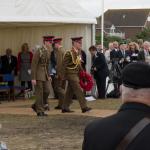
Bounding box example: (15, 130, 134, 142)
(83, 62, 150, 150)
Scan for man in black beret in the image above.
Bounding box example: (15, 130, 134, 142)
(83, 62, 150, 150)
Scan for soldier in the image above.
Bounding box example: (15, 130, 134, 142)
(31, 35, 54, 116)
(50, 38, 66, 109)
(62, 37, 92, 113)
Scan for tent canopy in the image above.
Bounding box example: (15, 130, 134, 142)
(0, 0, 101, 24)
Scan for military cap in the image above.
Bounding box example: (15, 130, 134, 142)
(43, 36, 55, 43)
(122, 62, 150, 89)
(53, 38, 62, 44)
(71, 36, 83, 42)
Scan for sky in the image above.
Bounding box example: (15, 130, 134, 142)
(104, 0, 150, 10)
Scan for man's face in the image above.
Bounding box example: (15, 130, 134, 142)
(55, 42, 62, 49)
(143, 43, 150, 51)
(44, 41, 51, 48)
(73, 41, 82, 50)
(89, 50, 96, 56)
(113, 42, 119, 49)
(6, 49, 12, 56)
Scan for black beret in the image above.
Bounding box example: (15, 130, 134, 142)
(122, 62, 150, 89)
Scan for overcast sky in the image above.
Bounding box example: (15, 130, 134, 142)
(104, 0, 150, 10)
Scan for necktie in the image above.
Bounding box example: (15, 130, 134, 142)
(8, 56, 11, 64)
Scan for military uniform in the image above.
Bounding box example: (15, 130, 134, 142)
(62, 47, 90, 112)
(31, 46, 51, 113)
(52, 47, 66, 108)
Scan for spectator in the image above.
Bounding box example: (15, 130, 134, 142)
(1, 48, 17, 86)
(79, 49, 87, 70)
(83, 62, 150, 150)
(89, 45, 109, 99)
(105, 42, 114, 70)
(18, 43, 33, 93)
(128, 42, 139, 62)
(110, 41, 122, 65)
(138, 41, 150, 64)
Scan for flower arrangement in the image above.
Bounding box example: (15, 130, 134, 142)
(79, 71, 94, 91)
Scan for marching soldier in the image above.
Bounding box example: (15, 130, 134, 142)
(62, 37, 92, 113)
(31, 36, 54, 116)
(50, 38, 66, 109)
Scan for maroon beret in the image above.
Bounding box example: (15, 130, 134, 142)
(43, 36, 55, 43)
(53, 38, 62, 44)
(71, 37, 83, 42)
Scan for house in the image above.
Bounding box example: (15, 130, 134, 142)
(96, 9, 150, 39)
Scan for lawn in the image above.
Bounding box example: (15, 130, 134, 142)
(0, 99, 121, 150)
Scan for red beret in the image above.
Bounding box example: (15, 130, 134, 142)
(53, 38, 62, 44)
(71, 37, 83, 42)
(43, 36, 55, 43)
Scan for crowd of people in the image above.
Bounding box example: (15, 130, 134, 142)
(0, 43, 33, 96)
(0, 36, 150, 149)
(0, 37, 150, 115)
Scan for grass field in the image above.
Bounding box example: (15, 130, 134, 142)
(0, 99, 121, 150)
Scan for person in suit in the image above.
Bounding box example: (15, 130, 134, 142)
(83, 62, 150, 150)
(79, 49, 87, 70)
(138, 41, 150, 64)
(89, 46, 109, 99)
(118, 43, 131, 69)
(31, 35, 53, 117)
(110, 41, 122, 65)
(1, 48, 17, 86)
(50, 38, 66, 109)
(62, 37, 91, 113)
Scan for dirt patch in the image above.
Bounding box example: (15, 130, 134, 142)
(0, 99, 120, 150)
(0, 114, 97, 150)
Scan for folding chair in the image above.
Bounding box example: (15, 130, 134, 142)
(0, 74, 11, 101)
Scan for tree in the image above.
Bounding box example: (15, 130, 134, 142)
(136, 28, 150, 41)
(96, 35, 122, 48)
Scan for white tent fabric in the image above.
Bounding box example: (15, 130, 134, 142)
(0, 0, 150, 24)
(0, 0, 101, 24)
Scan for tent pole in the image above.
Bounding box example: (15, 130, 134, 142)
(92, 24, 96, 45)
(101, 0, 104, 51)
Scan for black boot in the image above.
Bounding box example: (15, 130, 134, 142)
(82, 107, 92, 113)
(37, 112, 48, 117)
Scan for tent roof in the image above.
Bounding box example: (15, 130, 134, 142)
(0, 0, 101, 24)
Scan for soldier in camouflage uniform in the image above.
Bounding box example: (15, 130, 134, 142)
(31, 36, 54, 116)
(62, 37, 92, 113)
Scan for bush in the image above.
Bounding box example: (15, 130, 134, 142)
(96, 35, 122, 48)
(136, 28, 150, 41)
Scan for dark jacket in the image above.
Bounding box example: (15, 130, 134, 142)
(91, 52, 109, 79)
(80, 50, 86, 70)
(1, 55, 18, 75)
(110, 49, 123, 64)
(83, 102, 150, 150)
(138, 50, 150, 62)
